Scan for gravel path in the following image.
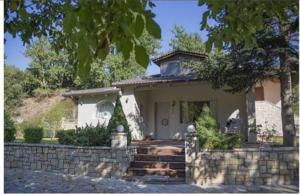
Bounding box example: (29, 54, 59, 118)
(5, 169, 299, 193)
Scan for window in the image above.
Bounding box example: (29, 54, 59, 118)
(255, 87, 264, 101)
(161, 62, 180, 76)
(96, 101, 114, 124)
(180, 101, 210, 123)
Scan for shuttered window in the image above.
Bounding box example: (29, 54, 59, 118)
(255, 87, 264, 101)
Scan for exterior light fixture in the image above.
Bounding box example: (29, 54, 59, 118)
(187, 124, 196, 133)
(117, 125, 124, 133)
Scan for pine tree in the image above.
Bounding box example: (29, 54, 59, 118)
(195, 104, 222, 149)
(107, 97, 131, 144)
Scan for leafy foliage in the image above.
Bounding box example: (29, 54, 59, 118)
(74, 32, 160, 88)
(198, 1, 298, 146)
(107, 97, 131, 144)
(199, 0, 299, 51)
(56, 130, 76, 145)
(24, 127, 44, 143)
(25, 37, 74, 89)
(4, 65, 25, 111)
(5, 0, 161, 77)
(4, 111, 16, 142)
(169, 25, 206, 52)
(196, 104, 240, 149)
(56, 124, 111, 146)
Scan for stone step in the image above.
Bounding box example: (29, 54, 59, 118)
(124, 175, 185, 184)
(137, 146, 184, 155)
(130, 161, 185, 169)
(127, 168, 185, 177)
(134, 154, 185, 162)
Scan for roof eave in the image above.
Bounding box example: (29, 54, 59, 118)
(62, 87, 121, 97)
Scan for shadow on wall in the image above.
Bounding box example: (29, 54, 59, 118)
(127, 104, 145, 140)
(186, 147, 299, 186)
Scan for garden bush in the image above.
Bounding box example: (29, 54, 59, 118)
(196, 104, 240, 149)
(4, 111, 16, 142)
(24, 127, 44, 143)
(107, 97, 131, 144)
(56, 130, 76, 145)
(56, 124, 111, 146)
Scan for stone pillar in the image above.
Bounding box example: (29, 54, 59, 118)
(185, 132, 199, 184)
(111, 133, 127, 148)
(246, 87, 257, 143)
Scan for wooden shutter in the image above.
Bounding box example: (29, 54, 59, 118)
(255, 87, 264, 101)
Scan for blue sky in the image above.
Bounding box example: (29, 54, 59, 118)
(4, 1, 208, 75)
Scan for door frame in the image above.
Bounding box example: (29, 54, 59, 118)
(154, 101, 170, 139)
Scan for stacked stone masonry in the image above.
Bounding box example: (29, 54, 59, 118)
(4, 143, 137, 178)
(186, 147, 299, 185)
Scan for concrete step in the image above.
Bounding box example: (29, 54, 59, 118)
(127, 167, 185, 177)
(137, 146, 184, 155)
(130, 161, 185, 169)
(124, 175, 185, 184)
(134, 154, 185, 162)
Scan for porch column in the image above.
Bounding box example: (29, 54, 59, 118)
(185, 131, 199, 184)
(246, 87, 257, 143)
(119, 88, 144, 140)
(111, 132, 127, 148)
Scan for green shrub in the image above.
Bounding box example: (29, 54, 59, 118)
(222, 133, 240, 149)
(56, 130, 76, 145)
(4, 111, 16, 142)
(107, 97, 131, 144)
(33, 88, 54, 100)
(196, 104, 240, 149)
(56, 124, 111, 146)
(76, 124, 111, 146)
(24, 127, 44, 143)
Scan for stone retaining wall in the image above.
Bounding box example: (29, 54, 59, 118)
(186, 147, 299, 185)
(5, 143, 137, 178)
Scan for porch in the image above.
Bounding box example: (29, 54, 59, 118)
(122, 81, 251, 141)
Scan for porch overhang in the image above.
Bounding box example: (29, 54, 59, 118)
(112, 75, 201, 88)
(62, 87, 120, 97)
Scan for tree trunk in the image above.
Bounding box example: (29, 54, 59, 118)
(280, 66, 296, 146)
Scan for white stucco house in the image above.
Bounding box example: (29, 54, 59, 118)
(63, 50, 293, 141)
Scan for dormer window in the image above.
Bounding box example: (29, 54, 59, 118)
(161, 61, 180, 76)
(153, 50, 207, 77)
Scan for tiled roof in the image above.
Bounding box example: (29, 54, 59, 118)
(112, 74, 200, 87)
(62, 87, 120, 97)
(152, 50, 208, 65)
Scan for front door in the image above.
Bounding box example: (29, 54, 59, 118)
(155, 102, 170, 139)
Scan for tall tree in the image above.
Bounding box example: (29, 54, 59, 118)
(74, 32, 160, 88)
(4, 65, 25, 111)
(198, 0, 299, 146)
(24, 37, 74, 89)
(169, 25, 206, 52)
(5, 0, 161, 77)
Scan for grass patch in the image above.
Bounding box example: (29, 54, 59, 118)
(270, 136, 299, 146)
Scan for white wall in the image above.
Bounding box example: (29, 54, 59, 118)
(257, 79, 281, 106)
(135, 82, 247, 140)
(119, 88, 144, 140)
(77, 94, 117, 127)
(255, 79, 283, 136)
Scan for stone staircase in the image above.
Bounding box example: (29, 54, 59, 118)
(126, 145, 186, 184)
